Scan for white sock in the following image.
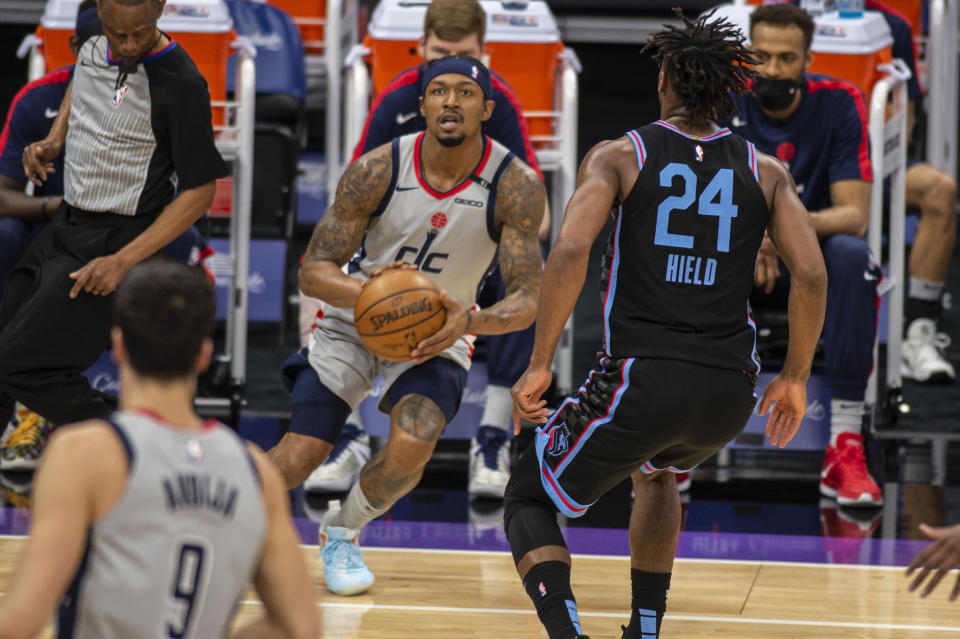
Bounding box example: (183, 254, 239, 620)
(908, 277, 944, 302)
(324, 482, 387, 531)
(830, 399, 865, 446)
(479, 384, 513, 433)
(345, 409, 366, 434)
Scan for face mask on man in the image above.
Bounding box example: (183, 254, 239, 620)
(753, 76, 801, 111)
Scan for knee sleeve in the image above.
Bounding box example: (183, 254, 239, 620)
(504, 447, 567, 565)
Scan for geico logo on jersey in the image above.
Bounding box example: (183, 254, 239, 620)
(455, 197, 484, 208)
(395, 212, 450, 273)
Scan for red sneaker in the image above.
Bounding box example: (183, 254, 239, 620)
(675, 472, 692, 492)
(820, 433, 883, 507)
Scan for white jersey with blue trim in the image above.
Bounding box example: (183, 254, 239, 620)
(328, 131, 515, 323)
(57, 410, 266, 639)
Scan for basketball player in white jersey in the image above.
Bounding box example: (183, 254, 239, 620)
(0, 260, 318, 639)
(267, 55, 545, 595)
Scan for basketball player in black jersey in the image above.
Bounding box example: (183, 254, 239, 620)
(503, 12, 828, 639)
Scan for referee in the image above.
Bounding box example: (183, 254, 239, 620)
(3, 0, 227, 426)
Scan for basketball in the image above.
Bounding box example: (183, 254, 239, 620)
(354, 269, 447, 362)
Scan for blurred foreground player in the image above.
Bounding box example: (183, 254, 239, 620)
(506, 12, 827, 639)
(0, 260, 318, 639)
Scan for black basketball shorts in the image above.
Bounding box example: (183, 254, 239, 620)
(535, 356, 757, 517)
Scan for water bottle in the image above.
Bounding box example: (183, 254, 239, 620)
(837, 0, 865, 18)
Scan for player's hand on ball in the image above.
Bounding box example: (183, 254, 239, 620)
(408, 291, 467, 364)
(510, 367, 552, 434)
(757, 373, 807, 448)
(361, 261, 418, 289)
(906, 523, 960, 600)
(68, 254, 131, 299)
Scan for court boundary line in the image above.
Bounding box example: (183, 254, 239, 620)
(357, 544, 915, 572)
(236, 599, 960, 632)
(0, 534, 918, 571)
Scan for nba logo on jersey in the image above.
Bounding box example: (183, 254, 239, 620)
(695, 145, 704, 162)
(186, 438, 204, 464)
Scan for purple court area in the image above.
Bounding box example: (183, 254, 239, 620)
(290, 516, 930, 567)
(0, 507, 931, 567)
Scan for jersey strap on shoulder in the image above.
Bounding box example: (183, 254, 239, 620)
(746, 141, 759, 183)
(371, 137, 402, 218)
(625, 129, 648, 171)
(483, 150, 517, 243)
(104, 416, 136, 470)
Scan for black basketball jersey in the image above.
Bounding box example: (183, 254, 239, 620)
(600, 120, 769, 373)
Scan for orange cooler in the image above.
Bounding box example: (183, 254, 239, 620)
(268, 0, 326, 55)
(365, 0, 563, 140)
(808, 11, 893, 99)
(36, 0, 234, 123)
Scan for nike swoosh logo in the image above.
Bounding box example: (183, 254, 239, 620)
(395, 185, 419, 192)
(863, 270, 877, 281)
(395, 111, 418, 125)
(44, 108, 58, 119)
(731, 116, 747, 127)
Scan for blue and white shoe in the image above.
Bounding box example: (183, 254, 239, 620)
(468, 425, 511, 499)
(318, 523, 374, 596)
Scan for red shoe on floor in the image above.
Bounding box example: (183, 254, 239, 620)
(819, 433, 883, 507)
(675, 472, 691, 492)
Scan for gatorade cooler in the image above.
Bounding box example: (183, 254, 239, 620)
(364, 0, 563, 141)
(268, 0, 326, 55)
(35, 0, 234, 123)
(808, 11, 893, 99)
(878, 0, 922, 38)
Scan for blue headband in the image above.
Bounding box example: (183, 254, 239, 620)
(421, 56, 492, 100)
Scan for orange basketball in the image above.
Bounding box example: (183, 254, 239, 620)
(354, 269, 447, 362)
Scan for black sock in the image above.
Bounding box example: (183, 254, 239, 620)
(523, 561, 583, 639)
(621, 570, 671, 639)
(905, 296, 941, 326)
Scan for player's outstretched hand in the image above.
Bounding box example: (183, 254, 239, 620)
(409, 291, 467, 364)
(510, 367, 552, 435)
(757, 374, 807, 448)
(22, 139, 62, 187)
(360, 261, 417, 289)
(906, 523, 960, 600)
(68, 254, 131, 299)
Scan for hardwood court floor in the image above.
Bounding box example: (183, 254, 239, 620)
(2, 538, 958, 638)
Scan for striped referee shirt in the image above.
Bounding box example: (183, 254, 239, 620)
(65, 35, 227, 217)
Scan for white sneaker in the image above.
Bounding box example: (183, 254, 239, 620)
(901, 318, 955, 383)
(468, 426, 511, 499)
(304, 426, 371, 494)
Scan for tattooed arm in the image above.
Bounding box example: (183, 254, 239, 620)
(469, 159, 545, 334)
(299, 143, 392, 308)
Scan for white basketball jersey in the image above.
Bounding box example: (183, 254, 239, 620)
(349, 131, 514, 309)
(57, 411, 267, 639)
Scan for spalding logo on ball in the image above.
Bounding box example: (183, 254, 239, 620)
(354, 269, 446, 361)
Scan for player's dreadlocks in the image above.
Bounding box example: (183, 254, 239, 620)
(642, 9, 757, 123)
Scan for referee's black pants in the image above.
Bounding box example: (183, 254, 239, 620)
(0, 205, 152, 426)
